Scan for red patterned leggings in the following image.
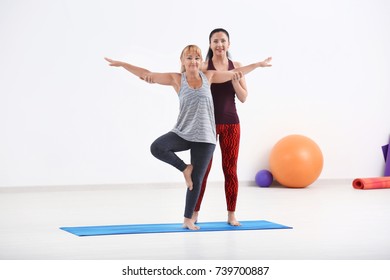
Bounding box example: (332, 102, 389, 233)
(195, 123, 240, 212)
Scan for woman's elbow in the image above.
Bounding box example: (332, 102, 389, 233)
(238, 93, 248, 103)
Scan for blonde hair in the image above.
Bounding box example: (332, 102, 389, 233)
(180, 45, 203, 73)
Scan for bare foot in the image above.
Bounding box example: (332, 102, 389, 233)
(183, 218, 200, 230)
(183, 164, 193, 190)
(228, 211, 241, 226)
(191, 211, 199, 224)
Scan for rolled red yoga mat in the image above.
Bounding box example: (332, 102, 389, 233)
(352, 177, 390, 189)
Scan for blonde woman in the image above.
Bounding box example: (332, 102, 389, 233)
(105, 45, 271, 230)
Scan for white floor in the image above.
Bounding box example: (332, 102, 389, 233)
(0, 180, 390, 260)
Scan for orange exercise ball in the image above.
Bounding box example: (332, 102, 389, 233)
(269, 134, 323, 188)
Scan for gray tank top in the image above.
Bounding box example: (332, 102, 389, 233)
(171, 72, 216, 144)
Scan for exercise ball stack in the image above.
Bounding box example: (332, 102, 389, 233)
(269, 134, 323, 188)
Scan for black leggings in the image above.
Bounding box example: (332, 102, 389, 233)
(150, 132, 215, 219)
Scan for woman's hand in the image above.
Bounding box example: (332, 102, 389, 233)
(259, 57, 272, 67)
(143, 73, 155, 83)
(104, 57, 124, 67)
(232, 71, 244, 83)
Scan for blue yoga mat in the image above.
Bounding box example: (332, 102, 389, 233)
(60, 220, 292, 236)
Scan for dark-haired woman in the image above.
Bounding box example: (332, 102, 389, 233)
(194, 28, 252, 226)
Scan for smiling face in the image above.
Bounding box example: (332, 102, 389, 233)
(209, 31, 230, 58)
(180, 45, 203, 73)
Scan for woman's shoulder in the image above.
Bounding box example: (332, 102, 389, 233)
(231, 60, 243, 68)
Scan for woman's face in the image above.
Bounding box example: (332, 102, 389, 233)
(210, 31, 230, 57)
(182, 51, 202, 72)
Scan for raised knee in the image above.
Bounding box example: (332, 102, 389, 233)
(150, 141, 161, 158)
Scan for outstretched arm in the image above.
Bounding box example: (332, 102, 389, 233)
(235, 57, 272, 75)
(208, 57, 272, 84)
(104, 57, 181, 92)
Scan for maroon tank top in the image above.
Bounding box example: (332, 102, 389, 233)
(208, 59, 239, 124)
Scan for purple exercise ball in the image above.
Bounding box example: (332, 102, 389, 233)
(255, 169, 273, 187)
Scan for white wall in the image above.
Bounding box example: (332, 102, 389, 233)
(1, 0, 389, 187)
